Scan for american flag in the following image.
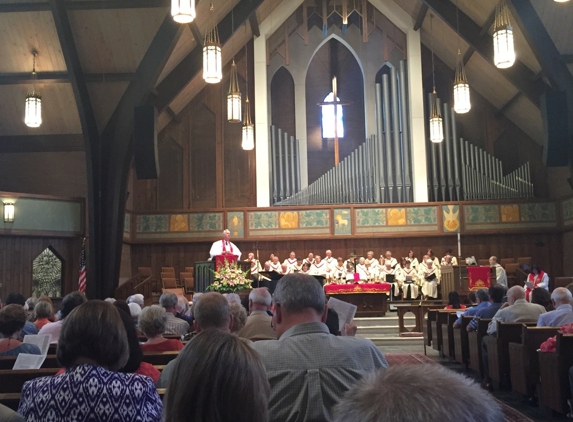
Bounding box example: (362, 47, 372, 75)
(78, 238, 87, 293)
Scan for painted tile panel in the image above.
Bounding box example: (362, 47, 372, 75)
(387, 208, 406, 226)
(443, 205, 460, 232)
(124, 214, 130, 233)
(464, 205, 500, 224)
(334, 208, 351, 235)
(188, 213, 223, 231)
(137, 215, 169, 233)
(355, 209, 386, 226)
(519, 203, 556, 222)
(170, 214, 189, 232)
(500, 205, 520, 222)
(279, 211, 299, 228)
(227, 211, 244, 238)
(406, 207, 437, 225)
(249, 212, 279, 229)
(299, 210, 329, 227)
(563, 198, 573, 222)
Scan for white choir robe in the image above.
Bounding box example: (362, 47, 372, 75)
(355, 264, 370, 282)
(268, 262, 283, 274)
(406, 257, 419, 269)
(441, 256, 458, 266)
(419, 264, 441, 299)
(309, 262, 327, 277)
(282, 258, 299, 274)
(247, 260, 263, 280)
(209, 240, 242, 260)
(381, 257, 398, 269)
(397, 267, 421, 299)
(323, 257, 337, 280)
(303, 258, 315, 266)
(331, 265, 347, 284)
(365, 259, 381, 280)
(381, 268, 400, 296)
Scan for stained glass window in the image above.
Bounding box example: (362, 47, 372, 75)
(32, 248, 62, 298)
(321, 92, 344, 139)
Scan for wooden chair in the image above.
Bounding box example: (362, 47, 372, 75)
(180, 270, 195, 294)
(0, 368, 59, 393)
(161, 287, 185, 296)
(453, 316, 473, 368)
(509, 326, 559, 397)
(162, 277, 178, 290)
(539, 333, 573, 415)
(517, 257, 532, 268)
(500, 258, 516, 267)
(554, 277, 573, 290)
(468, 318, 491, 378)
(478, 259, 490, 266)
(141, 351, 180, 366)
(185, 267, 194, 273)
(438, 311, 458, 359)
(504, 263, 521, 288)
(162, 267, 176, 274)
(138, 267, 153, 277)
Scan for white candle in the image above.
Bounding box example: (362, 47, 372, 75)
(457, 232, 461, 257)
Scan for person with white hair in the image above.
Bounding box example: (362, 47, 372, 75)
(488, 256, 507, 288)
(209, 229, 242, 260)
(354, 257, 369, 282)
(380, 259, 399, 298)
(238, 288, 276, 341)
(159, 292, 190, 336)
(223, 293, 241, 305)
(537, 287, 573, 327)
(175, 296, 192, 324)
(332, 365, 504, 422)
(128, 303, 142, 323)
(309, 255, 327, 276)
(420, 258, 441, 299)
(282, 251, 298, 274)
(128, 294, 145, 308)
(396, 258, 421, 300)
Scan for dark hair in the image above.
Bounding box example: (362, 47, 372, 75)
(60, 291, 87, 318)
(57, 301, 129, 371)
(114, 306, 143, 373)
(325, 308, 340, 335)
(113, 300, 130, 315)
(445, 249, 453, 255)
(164, 330, 270, 422)
(468, 291, 477, 303)
(0, 304, 27, 337)
(5, 293, 26, 307)
(531, 288, 554, 312)
(447, 291, 462, 309)
(488, 285, 506, 303)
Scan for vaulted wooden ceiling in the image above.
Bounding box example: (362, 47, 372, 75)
(0, 0, 571, 151)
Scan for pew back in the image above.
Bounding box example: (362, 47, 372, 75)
(0, 355, 60, 370)
(453, 316, 472, 367)
(468, 318, 491, 378)
(539, 334, 573, 414)
(0, 368, 59, 394)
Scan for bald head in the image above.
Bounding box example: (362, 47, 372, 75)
(507, 286, 525, 304)
(552, 287, 573, 306)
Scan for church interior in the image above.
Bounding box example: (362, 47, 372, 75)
(0, 0, 573, 420)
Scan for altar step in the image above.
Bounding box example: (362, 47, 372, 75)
(354, 315, 425, 349)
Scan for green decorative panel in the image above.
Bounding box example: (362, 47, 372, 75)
(124, 214, 130, 233)
(355, 209, 386, 226)
(0, 198, 82, 233)
(563, 198, 573, 225)
(464, 205, 500, 224)
(299, 210, 329, 227)
(249, 212, 279, 229)
(519, 203, 556, 222)
(406, 207, 437, 225)
(227, 211, 245, 238)
(136, 215, 169, 232)
(334, 208, 351, 235)
(443, 205, 460, 233)
(188, 213, 223, 231)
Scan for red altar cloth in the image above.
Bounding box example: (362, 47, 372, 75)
(324, 283, 391, 294)
(467, 266, 491, 290)
(215, 254, 238, 271)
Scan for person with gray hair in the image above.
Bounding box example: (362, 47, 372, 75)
(537, 287, 573, 327)
(139, 305, 184, 352)
(128, 294, 145, 308)
(332, 365, 504, 422)
(224, 293, 241, 305)
(159, 292, 190, 336)
(452, 288, 490, 329)
(209, 229, 242, 260)
(238, 288, 275, 341)
(251, 273, 388, 422)
(489, 256, 507, 288)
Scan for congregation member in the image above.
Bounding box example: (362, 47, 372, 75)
(39, 291, 87, 343)
(397, 258, 420, 300)
(175, 295, 192, 324)
(332, 364, 504, 422)
(128, 302, 142, 323)
(0, 403, 24, 422)
(18, 301, 162, 421)
(487, 286, 546, 336)
(468, 291, 478, 306)
(251, 273, 388, 422)
(138, 305, 184, 352)
(444, 291, 466, 310)
(537, 287, 573, 327)
(4, 293, 38, 337)
(159, 292, 190, 336)
(157, 292, 233, 388)
(441, 248, 458, 266)
(489, 256, 507, 288)
(0, 305, 42, 357)
(32, 300, 53, 330)
(467, 285, 505, 332)
(453, 288, 489, 328)
(380, 260, 400, 299)
(420, 258, 441, 299)
(127, 293, 145, 308)
(163, 330, 270, 422)
(229, 302, 248, 334)
(531, 288, 555, 312)
(282, 251, 298, 273)
(310, 255, 327, 276)
(209, 229, 241, 260)
(406, 249, 419, 268)
(525, 265, 549, 302)
(239, 288, 276, 341)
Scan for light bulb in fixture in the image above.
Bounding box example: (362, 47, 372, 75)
(493, 0, 515, 69)
(171, 0, 196, 23)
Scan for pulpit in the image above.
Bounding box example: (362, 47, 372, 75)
(214, 254, 238, 271)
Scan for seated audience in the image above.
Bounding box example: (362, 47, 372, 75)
(127, 294, 145, 308)
(332, 365, 504, 422)
(252, 273, 388, 422)
(159, 292, 190, 335)
(467, 285, 505, 332)
(139, 305, 184, 352)
(4, 293, 38, 337)
(39, 291, 87, 343)
(468, 291, 478, 306)
(0, 403, 24, 422)
(444, 291, 466, 310)
(25, 297, 38, 320)
(238, 288, 276, 341)
(453, 288, 489, 328)
(229, 302, 248, 334)
(18, 301, 162, 421)
(525, 265, 549, 302)
(487, 286, 545, 336)
(540, 322, 573, 353)
(37, 296, 56, 321)
(537, 287, 573, 327)
(531, 287, 555, 312)
(157, 292, 233, 389)
(33, 300, 53, 330)
(128, 302, 142, 323)
(0, 305, 42, 357)
(163, 330, 270, 422)
(489, 256, 507, 288)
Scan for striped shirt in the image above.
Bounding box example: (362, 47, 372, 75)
(164, 312, 190, 336)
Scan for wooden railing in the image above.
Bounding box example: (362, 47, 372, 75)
(114, 267, 156, 303)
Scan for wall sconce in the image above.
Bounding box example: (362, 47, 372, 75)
(4, 202, 15, 223)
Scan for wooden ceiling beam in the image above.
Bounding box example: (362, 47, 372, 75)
(0, 134, 84, 153)
(560, 54, 573, 64)
(154, 0, 264, 113)
(495, 91, 521, 117)
(413, 4, 428, 31)
(0, 72, 133, 85)
(249, 11, 260, 37)
(422, 0, 546, 109)
(0, 1, 169, 13)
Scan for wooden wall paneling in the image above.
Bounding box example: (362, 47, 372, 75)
(133, 179, 158, 211)
(270, 66, 296, 136)
(157, 137, 184, 210)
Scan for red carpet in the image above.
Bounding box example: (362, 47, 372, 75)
(384, 353, 535, 422)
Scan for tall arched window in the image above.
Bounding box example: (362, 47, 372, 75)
(321, 92, 344, 139)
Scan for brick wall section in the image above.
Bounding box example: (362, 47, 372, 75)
(0, 152, 87, 198)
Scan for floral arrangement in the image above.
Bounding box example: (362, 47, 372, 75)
(207, 260, 252, 293)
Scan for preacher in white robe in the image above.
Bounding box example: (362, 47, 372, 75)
(209, 229, 241, 260)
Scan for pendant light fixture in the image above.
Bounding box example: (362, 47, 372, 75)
(241, 43, 254, 151)
(493, 0, 515, 69)
(227, 12, 241, 122)
(429, 15, 443, 143)
(171, 0, 196, 24)
(453, 1, 471, 114)
(25, 51, 42, 128)
(203, 1, 222, 84)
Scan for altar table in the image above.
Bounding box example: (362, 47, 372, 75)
(325, 283, 391, 317)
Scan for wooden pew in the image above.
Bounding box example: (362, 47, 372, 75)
(424, 309, 437, 350)
(430, 310, 441, 351)
(453, 316, 473, 368)
(0, 368, 59, 394)
(509, 326, 559, 397)
(0, 355, 60, 370)
(141, 351, 180, 366)
(0, 393, 20, 411)
(539, 333, 573, 415)
(468, 318, 491, 379)
(439, 311, 458, 359)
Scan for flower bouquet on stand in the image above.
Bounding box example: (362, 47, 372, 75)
(207, 260, 252, 293)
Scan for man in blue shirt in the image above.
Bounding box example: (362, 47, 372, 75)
(467, 285, 506, 332)
(537, 288, 573, 327)
(453, 289, 490, 328)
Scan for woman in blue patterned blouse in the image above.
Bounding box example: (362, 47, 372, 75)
(18, 300, 162, 422)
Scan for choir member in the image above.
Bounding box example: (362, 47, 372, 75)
(441, 249, 458, 266)
(525, 265, 549, 302)
(344, 253, 357, 269)
(397, 258, 421, 300)
(324, 250, 337, 282)
(303, 253, 315, 266)
(380, 260, 400, 299)
(264, 254, 275, 269)
(345, 261, 357, 283)
(426, 249, 440, 267)
(383, 251, 398, 269)
(300, 262, 311, 275)
(268, 256, 283, 274)
(365, 251, 380, 280)
(406, 250, 419, 269)
(310, 255, 327, 276)
(282, 252, 298, 274)
(355, 257, 369, 282)
(332, 257, 347, 284)
(421, 258, 441, 299)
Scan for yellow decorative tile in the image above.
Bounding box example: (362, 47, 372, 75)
(170, 214, 189, 232)
(279, 211, 299, 228)
(501, 205, 519, 222)
(387, 208, 406, 226)
(443, 205, 460, 232)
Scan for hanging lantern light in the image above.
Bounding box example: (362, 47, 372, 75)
(203, 1, 222, 84)
(171, 0, 196, 24)
(428, 15, 443, 143)
(453, 53, 471, 114)
(25, 52, 42, 128)
(242, 97, 254, 150)
(493, 0, 515, 69)
(227, 60, 242, 122)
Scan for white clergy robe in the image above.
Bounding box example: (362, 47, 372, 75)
(209, 240, 241, 260)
